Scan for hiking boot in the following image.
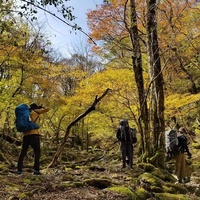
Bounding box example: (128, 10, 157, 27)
(178, 179, 183, 183)
(183, 177, 190, 183)
(17, 171, 22, 174)
(33, 170, 41, 175)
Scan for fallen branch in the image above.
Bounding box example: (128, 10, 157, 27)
(0, 133, 22, 146)
(48, 88, 111, 168)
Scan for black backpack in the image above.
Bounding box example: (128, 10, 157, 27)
(130, 128, 137, 143)
(118, 127, 137, 143)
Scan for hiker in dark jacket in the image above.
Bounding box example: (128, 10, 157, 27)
(116, 119, 135, 169)
(175, 127, 192, 183)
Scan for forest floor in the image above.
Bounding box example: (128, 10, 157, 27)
(0, 145, 200, 200)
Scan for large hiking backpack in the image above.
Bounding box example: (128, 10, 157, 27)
(130, 128, 137, 143)
(118, 120, 137, 143)
(165, 129, 179, 159)
(15, 104, 39, 132)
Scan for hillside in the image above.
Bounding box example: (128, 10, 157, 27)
(0, 143, 200, 200)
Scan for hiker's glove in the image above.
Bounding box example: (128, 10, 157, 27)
(187, 153, 192, 159)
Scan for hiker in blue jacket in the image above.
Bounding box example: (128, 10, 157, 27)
(17, 103, 49, 175)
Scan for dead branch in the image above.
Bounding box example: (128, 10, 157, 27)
(48, 88, 111, 168)
(0, 134, 22, 146)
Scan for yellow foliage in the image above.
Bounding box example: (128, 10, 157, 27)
(165, 93, 200, 116)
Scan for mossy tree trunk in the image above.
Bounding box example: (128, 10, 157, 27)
(127, 0, 165, 165)
(146, 0, 165, 166)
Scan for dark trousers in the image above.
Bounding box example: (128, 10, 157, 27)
(120, 141, 133, 167)
(17, 134, 40, 171)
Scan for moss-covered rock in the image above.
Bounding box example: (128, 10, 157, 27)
(138, 162, 176, 183)
(151, 168, 177, 182)
(154, 192, 190, 200)
(164, 183, 188, 194)
(109, 186, 137, 200)
(138, 172, 164, 189)
(61, 181, 85, 188)
(84, 178, 112, 189)
(135, 187, 151, 200)
(150, 185, 163, 193)
(137, 163, 156, 172)
(163, 184, 177, 194)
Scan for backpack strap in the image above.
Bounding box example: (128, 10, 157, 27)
(32, 110, 40, 123)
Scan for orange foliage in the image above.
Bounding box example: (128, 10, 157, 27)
(157, 0, 200, 88)
(87, 0, 147, 55)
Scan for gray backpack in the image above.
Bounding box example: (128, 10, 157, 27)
(165, 129, 179, 159)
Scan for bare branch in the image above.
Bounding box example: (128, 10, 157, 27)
(48, 88, 111, 167)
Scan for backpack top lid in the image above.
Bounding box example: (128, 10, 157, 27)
(165, 129, 178, 147)
(165, 129, 176, 136)
(120, 119, 129, 127)
(15, 103, 29, 112)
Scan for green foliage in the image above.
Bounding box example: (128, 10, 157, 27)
(17, 0, 76, 23)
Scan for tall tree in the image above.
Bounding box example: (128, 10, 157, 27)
(146, 0, 165, 157)
(128, 0, 150, 157)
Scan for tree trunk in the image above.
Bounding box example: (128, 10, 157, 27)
(48, 88, 111, 168)
(128, 0, 150, 158)
(146, 0, 165, 159)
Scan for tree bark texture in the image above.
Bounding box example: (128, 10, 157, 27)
(146, 0, 165, 151)
(128, 0, 150, 156)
